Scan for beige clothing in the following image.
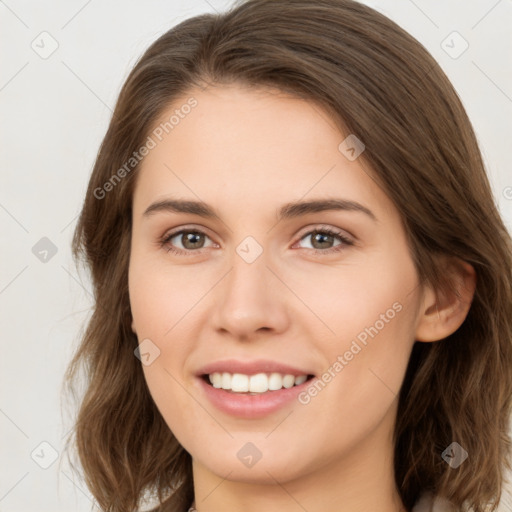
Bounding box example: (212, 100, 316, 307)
(412, 492, 458, 512)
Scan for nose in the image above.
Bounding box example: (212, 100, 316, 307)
(211, 247, 290, 341)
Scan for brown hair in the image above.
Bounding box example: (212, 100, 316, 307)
(63, 0, 512, 511)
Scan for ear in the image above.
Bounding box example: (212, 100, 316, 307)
(415, 257, 476, 342)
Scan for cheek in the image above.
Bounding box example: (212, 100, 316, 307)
(129, 262, 201, 440)
(140, 363, 206, 460)
(128, 250, 210, 337)
(288, 280, 418, 465)
(128, 254, 209, 419)
(279, 246, 418, 349)
(286, 248, 419, 411)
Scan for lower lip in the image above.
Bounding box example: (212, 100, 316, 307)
(197, 376, 314, 419)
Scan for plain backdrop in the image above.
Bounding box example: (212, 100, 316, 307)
(1, 1, 512, 511)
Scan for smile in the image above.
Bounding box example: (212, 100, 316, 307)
(206, 372, 310, 393)
(198, 372, 316, 419)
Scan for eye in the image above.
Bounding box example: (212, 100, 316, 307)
(160, 225, 354, 256)
(160, 228, 216, 255)
(295, 227, 354, 253)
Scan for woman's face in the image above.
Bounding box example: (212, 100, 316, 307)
(129, 84, 427, 485)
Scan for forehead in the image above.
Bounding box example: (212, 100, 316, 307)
(132, 84, 396, 224)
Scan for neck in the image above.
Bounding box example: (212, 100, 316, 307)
(190, 402, 407, 512)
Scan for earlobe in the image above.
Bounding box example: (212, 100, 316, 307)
(415, 258, 476, 342)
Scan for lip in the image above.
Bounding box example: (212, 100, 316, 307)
(195, 359, 316, 419)
(197, 374, 315, 419)
(195, 358, 314, 377)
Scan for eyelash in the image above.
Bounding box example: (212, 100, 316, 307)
(159, 226, 354, 256)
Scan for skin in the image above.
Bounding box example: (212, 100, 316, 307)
(129, 84, 476, 512)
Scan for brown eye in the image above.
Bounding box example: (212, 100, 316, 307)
(310, 231, 337, 249)
(297, 228, 353, 252)
(161, 229, 216, 255)
(179, 231, 206, 250)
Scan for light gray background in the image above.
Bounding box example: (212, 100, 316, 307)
(1, 1, 511, 511)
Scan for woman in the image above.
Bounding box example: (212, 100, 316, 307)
(64, 1, 512, 511)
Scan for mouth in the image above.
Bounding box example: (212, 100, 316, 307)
(197, 371, 317, 418)
(200, 372, 316, 395)
(194, 359, 318, 417)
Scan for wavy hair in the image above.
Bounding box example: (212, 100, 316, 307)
(63, 0, 512, 511)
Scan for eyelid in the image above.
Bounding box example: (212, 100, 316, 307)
(161, 223, 215, 239)
(294, 223, 355, 242)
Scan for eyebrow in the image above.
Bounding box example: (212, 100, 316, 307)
(143, 198, 377, 222)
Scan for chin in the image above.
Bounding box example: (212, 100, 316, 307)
(189, 436, 328, 485)
(200, 455, 309, 484)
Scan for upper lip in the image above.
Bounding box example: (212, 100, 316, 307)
(196, 359, 315, 377)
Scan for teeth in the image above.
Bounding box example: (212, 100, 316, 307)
(231, 373, 249, 392)
(294, 375, 308, 385)
(208, 372, 309, 393)
(249, 373, 267, 392)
